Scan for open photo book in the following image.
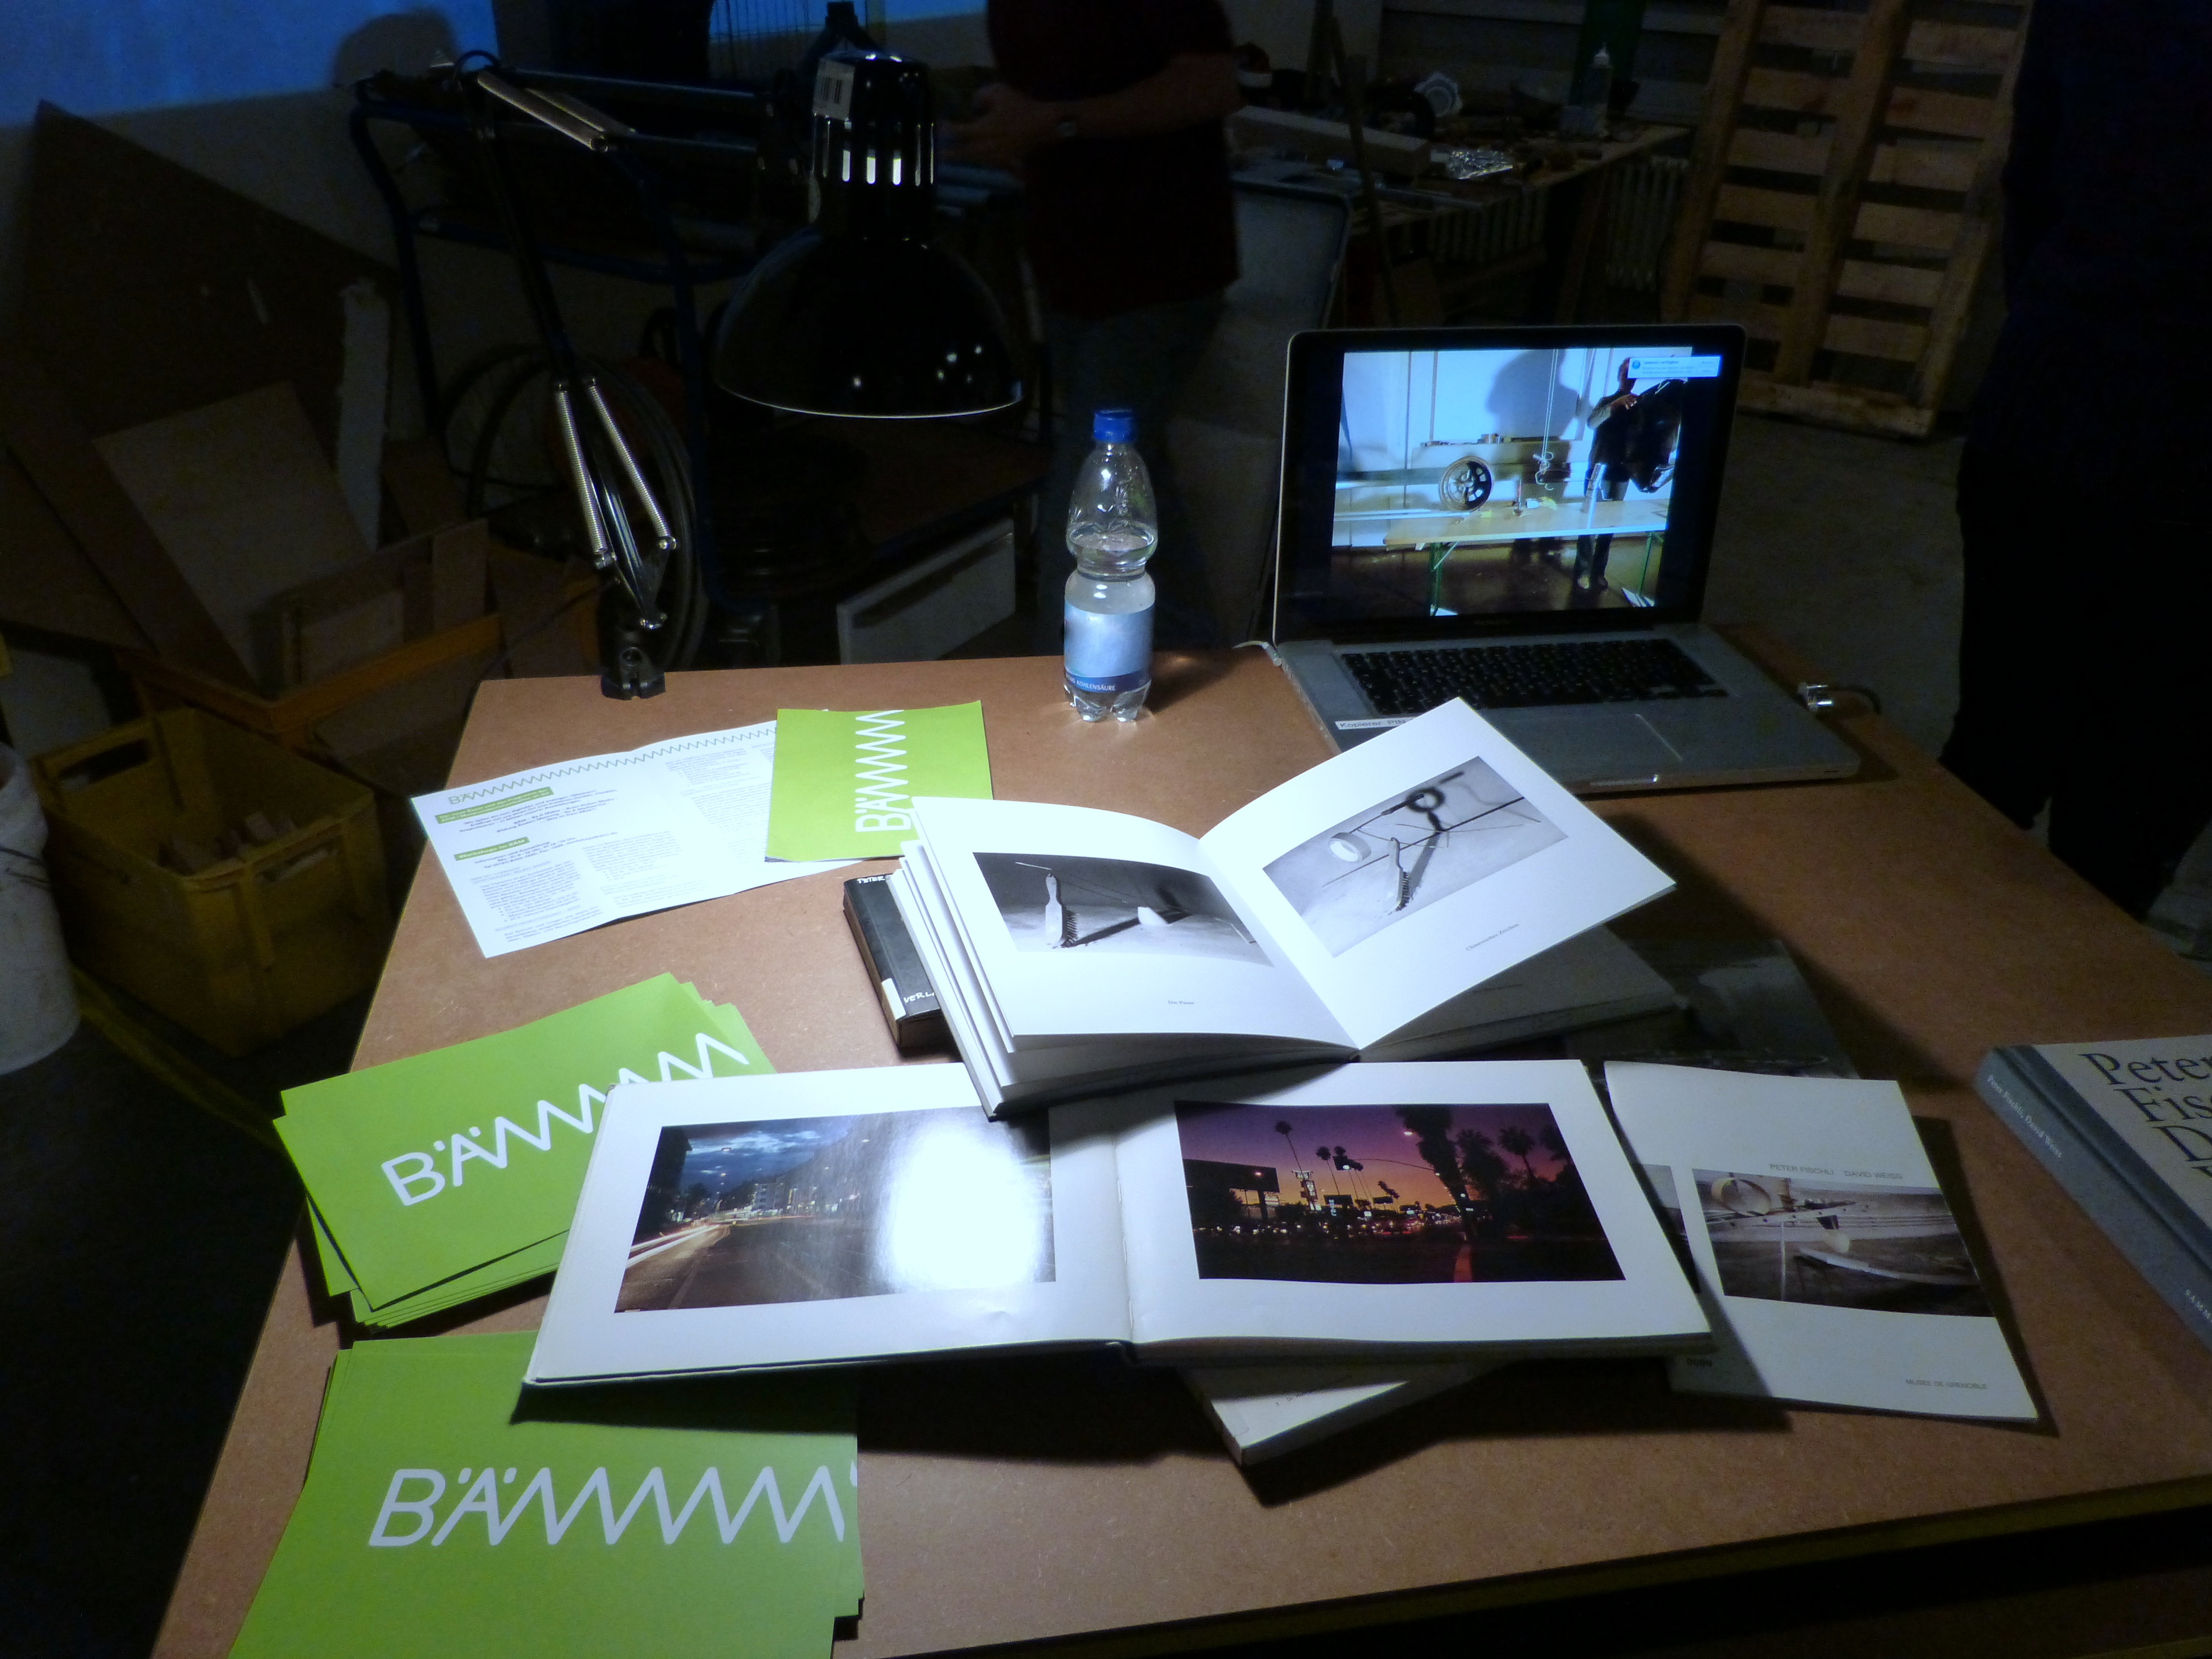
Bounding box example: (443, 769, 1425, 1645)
(888, 698, 1678, 1116)
(525, 1061, 1710, 1387)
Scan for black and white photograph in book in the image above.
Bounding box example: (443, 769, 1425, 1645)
(1694, 1171, 1990, 1316)
(1174, 1100, 1622, 1285)
(972, 852, 1269, 964)
(1262, 758, 1565, 955)
(1639, 1162, 1704, 1289)
(617, 1108, 1053, 1312)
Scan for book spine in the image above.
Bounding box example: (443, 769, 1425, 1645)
(1976, 1052, 2212, 1355)
(842, 875, 947, 1055)
(2008, 1045, 2212, 1268)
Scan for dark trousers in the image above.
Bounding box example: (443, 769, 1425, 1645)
(1939, 445, 2212, 916)
(1574, 467, 1631, 590)
(1031, 295, 1226, 653)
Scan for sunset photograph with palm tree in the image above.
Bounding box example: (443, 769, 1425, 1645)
(1174, 1100, 1623, 1284)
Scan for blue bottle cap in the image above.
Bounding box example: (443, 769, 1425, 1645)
(1093, 408, 1135, 443)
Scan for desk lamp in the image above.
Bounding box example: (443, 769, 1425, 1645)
(710, 51, 1021, 418)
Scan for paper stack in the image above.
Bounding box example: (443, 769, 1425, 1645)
(232, 1333, 861, 1659)
(277, 975, 769, 1327)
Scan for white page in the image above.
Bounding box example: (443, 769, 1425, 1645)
(414, 722, 850, 958)
(528, 1069, 1131, 1383)
(889, 860, 1021, 1105)
(1604, 1063, 2036, 1420)
(1199, 700, 1673, 1050)
(1112, 1061, 1707, 1358)
(912, 796, 1347, 1047)
(1182, 1358, 1497, 1464)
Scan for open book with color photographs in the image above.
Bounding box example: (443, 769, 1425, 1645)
(524, 1061, 1708, 1387)
(888, 698, 1677, 1116)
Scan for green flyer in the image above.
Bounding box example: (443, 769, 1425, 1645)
(233, 1334, 860, 1659)
(765, 703, 993, 862)
(277, 976, 770, 1311)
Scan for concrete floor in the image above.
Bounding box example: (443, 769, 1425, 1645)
(1706, 413, 1967, 758)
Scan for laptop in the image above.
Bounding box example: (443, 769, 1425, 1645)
(1267, 324, 1860, 793)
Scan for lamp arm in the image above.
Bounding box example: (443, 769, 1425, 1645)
(455, 63, 677, 696)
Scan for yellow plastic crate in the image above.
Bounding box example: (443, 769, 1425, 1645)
(34, 709, 392, 1055)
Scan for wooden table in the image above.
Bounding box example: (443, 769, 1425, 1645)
(155, 647, 2212, 1658)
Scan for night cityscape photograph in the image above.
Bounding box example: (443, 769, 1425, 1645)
(617, 1107, 1054, 1311)
(1175, 1100, 1622, 1284)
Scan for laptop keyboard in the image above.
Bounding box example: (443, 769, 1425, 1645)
(1346, 638, 1727, 715)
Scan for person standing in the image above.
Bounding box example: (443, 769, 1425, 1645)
(1573, 361, 1639, 596)
(1937, 0, 2212, 918)
(949, 0, 1243, 650)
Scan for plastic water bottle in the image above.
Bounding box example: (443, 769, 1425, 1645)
(1562, 44, 1612, 137)
(1062, 409, 1158, 722)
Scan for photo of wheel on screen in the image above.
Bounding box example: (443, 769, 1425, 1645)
(1262, 757, 1564, 954)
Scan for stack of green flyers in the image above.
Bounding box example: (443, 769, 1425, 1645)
(234, 1333, 861, 1659)
(277, 975, 770, 1327)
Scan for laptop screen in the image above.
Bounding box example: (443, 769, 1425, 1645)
(1273, 325, 1744, 643)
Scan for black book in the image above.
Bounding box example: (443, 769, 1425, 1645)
(842, 873, 947, 1054)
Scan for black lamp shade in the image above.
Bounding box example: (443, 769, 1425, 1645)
(712, 47, 1021, 418)
(713, 228, 1020, 417)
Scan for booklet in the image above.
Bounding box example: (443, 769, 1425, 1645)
(277, 976, 769, 1322)
(232, 1333, 860, 1659)
(765, 703, 993, 862)
(1605, 1063, 2036, 1420)
(413, 720, 853, 958)
(525, 1059, 1708, 1386)
(889, 698, 1677, 1115)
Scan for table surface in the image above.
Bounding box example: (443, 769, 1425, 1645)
(155, 646, 2212, 1659)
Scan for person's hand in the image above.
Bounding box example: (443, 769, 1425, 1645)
(946, 82, 1065, 168)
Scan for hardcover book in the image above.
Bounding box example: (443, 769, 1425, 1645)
(887, 698, 1678, 1116)
(1976, 1036, 2212, 1354)
(842, 873, 947, 1053)
(524, 1061, 1708, 1387)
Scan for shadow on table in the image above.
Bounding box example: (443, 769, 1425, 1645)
(846, 1346, 1798, 1501)
(1238, 1357, 1789, 1504)
(1915, 1114, 2058, 1436)
(1600, 811, 1946, 1084)
(1144, 648, 1249, 715)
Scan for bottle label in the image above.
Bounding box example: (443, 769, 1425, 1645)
(1063, 603, 1152, 694)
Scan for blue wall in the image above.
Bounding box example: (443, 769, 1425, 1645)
(878, 0, 984, 20)
(0, 0, 498, 123)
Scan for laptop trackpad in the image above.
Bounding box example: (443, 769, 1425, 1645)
(1491, 709, 1676, 788)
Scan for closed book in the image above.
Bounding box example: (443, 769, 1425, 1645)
(1975, 1044, 2212, 1355)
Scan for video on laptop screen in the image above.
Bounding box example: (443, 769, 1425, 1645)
(1279, 333, 1740, 637)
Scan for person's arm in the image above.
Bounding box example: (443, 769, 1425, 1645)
(948, 53, 1241, 168)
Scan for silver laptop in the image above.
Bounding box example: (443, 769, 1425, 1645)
(1267, 324, 1859, 793)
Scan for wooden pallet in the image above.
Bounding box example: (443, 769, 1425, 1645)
(1659, 0, 2030, 438)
